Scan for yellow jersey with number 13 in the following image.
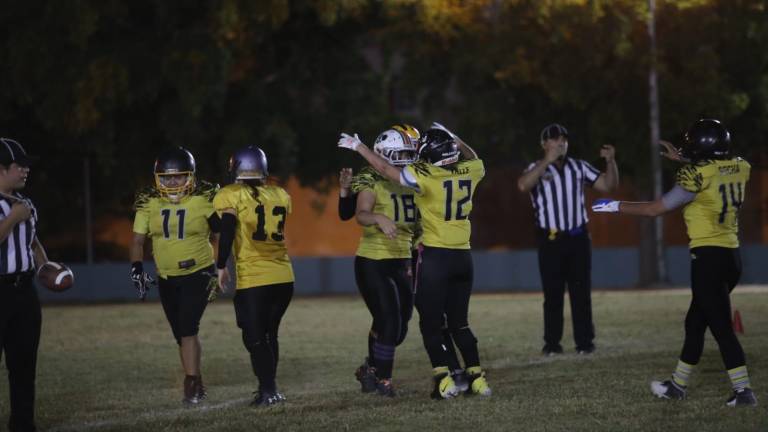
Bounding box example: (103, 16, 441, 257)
(676, 158, 750, 249)
(403, 159, 485, 249)
(213, 183, 294, 289)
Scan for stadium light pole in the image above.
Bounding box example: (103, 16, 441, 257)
(644, 0, 667, 285)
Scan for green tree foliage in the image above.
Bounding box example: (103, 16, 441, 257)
(0, 0, 766, 258)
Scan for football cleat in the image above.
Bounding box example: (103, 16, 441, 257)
(466, 367, 492, 397)
(354, 358, 378, 393)
(182, 375, 201, 405)
(195, 376, 207, 401)
(251, 390, 286, 407)
(452, 370, 469, 393)
(376, 379, 396, 397)
(542, 344, 563, 356)
(726, 388, 757, 407)
(431, 368, 460, 400)
(650, 380, 687, 400)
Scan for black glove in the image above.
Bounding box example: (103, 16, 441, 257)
(130, 261, 155, 301)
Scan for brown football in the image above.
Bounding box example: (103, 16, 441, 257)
(37, 262, 74, 292)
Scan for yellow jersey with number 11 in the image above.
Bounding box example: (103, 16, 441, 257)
(676, 158, 750, 248)
(213, 183, 294, 289)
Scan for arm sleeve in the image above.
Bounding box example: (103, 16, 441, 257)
(207, 212, 221, 233)
(216, 213, 236, 269)
(581, 160, 601, 185)
(338, 193, 357, 221)
(213, 188, 236, 213)
(661, 185, 697, 211)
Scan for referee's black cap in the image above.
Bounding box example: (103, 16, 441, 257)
(540, 123, 569, 142)
(0, 138, 33, 167)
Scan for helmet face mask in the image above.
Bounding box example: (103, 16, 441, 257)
(154, 147, 196, 203)
(681, 119, 730, 162)
(229, 146, 269, 181)
(374, 129, 417, 166)
(418, 129, 460, 167)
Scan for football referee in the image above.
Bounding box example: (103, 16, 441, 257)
(517, 124, 618, 355)
(0, 138, 50, 432)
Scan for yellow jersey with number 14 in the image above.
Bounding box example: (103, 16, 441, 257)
(351, 167, 416, 260)
(676, 158, 750, 249)
(132, 181, 218, 278)
(403, 159, 485, 249)
(213, 183, 294, 289)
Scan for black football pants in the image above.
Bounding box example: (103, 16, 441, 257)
(354, 256, 413, 379)
(680, 246, 745, 369)
(157, 266, 213, 345)
(415, 246, 480, 369)
(234, 283, 293, 393)
(537, 231, 594, 351)
(0, 275, 39, 432)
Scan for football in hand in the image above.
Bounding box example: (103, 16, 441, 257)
(37, 262, 74, 292)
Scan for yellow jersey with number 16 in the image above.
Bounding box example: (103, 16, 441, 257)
(403, 159, 485, 250)
(213, 183, 294, 289)
(351, 167, 416, 260)
(676, 158, 750, 249)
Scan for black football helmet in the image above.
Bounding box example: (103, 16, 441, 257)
(681, 119, 730, 161)
(418, 128, 459, 167)
(229, 146, 268, 180)
(154, 147, 196, 201)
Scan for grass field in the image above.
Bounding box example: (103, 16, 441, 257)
(1, 287, 766, 432)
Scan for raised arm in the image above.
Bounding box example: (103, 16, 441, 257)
(593, 145, 619, 193)
(338, 133, 402, 183)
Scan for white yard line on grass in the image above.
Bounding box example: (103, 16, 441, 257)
(48, 397, 250, 432)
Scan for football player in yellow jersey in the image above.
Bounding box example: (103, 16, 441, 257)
(213, 146, 294, 407)
(592, 119, 757, 407)
(130, 147, 220, 405)
(339, 123, 491, 400)
(349, 127, 418, 397)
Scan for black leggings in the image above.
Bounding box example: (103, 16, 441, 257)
(158, 266, 213, 345)
(354, 256, 413, 379)
(680, 247, 745, 370)
(234, 283, 294, 393)
(415, 246, 480, 369)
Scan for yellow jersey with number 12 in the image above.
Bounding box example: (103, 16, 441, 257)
(351, 167, 416, 260)
(132, 181, 218, 278)
(403, 159, 485, 249)
(676, 158, 750, 248)
(213, 183, 294, 289)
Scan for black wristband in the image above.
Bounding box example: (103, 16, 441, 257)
(338, 192, 357, 221)
(217, 213, 236, 269)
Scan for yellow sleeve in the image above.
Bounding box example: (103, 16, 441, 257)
(213, 188, 237, 213)
(351, 167, 378, 193)
(132, 207, 150, 234)
(468, 159, 485, 180)
(132, 189, 153, 234)
(676, 164, 704, 193)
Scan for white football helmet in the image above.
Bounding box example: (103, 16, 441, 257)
(373, 129, 417, 166)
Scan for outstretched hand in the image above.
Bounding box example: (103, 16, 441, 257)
(338, 133, 363, 151)
(591, 199, 620, 213)
(659, 140, 690, 163)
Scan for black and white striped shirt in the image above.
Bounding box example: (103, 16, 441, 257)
(0, 194, 38, 274)
(526, 157, 601, 231)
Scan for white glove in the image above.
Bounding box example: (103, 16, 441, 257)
(338, 133, 363, 151)
(591, 199, 620, 213)
(430, 122, 458, 139)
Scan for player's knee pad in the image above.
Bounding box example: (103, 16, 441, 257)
(396, 323, 409, 346)
(241, 332, 267, 353)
